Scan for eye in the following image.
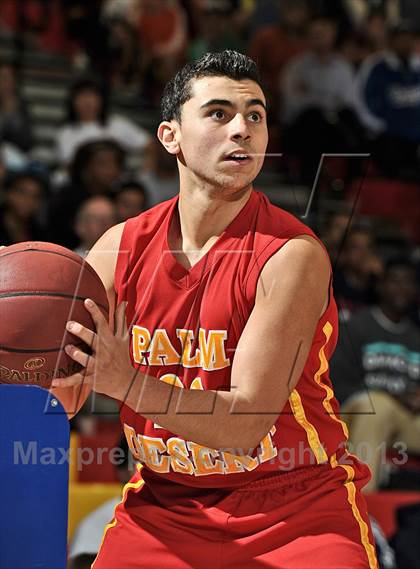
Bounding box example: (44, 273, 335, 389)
(249, 111, 262, 123)
(210, 109, 225, 120)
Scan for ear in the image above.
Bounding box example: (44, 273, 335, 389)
(157, 121, 180, 155)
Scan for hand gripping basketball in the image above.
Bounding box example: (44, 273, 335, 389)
(52, 300, 134, 401)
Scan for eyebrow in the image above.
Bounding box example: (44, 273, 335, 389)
(200, 98, 267, 112)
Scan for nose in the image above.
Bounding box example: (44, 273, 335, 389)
(229, 113, 250, 141)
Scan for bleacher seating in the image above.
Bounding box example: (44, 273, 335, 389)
(348, 177, 420, 244)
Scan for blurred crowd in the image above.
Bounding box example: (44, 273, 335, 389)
(0, 0, 419, 499)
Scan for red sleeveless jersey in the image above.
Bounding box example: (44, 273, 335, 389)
(115, 190, 349, 488)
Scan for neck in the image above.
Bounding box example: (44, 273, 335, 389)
(314, 50, 331, 62)
(79, 116, 97, 124)
(169, 183, 252, 268)
(377, 303, 405, 324)
(83, 176, 105, 195)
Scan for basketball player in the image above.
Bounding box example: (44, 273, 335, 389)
(52, 51, 378, 568)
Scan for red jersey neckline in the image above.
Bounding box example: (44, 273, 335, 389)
(162, 190, 258, 288)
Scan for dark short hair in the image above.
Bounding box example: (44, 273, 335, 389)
(69, 139, 125, 185)
(112, 177, 146, 196)
(161, 50, 264, 122)
(309, 14, 338, 28)
(383, 256, 416, 277)
(5, 169, 49, 196)
(347, 222, 374, 237)
(65, 77, 108, 125)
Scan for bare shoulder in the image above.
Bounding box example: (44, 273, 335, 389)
(260, 233, 330, 278)
(257, 234, 330, 316)
(92, 221, 126, 250)
(85, 222, 126, 302)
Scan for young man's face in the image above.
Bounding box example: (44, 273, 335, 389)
(175, 76, 268, 195)
(378, 266, 417, 314)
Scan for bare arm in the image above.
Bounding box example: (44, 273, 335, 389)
(54, 235, 330, 449)
(50, 223, 125, 416)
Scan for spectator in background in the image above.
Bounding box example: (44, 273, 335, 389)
(139, 140, 178, 206)
(0, 171, 47, 245)
(357, 21, 420, 180)
(320, 207, 352, 264)
(55, 77, 151, 167)
(127, 0, 188, 103)
(339, 30, 372, 71)
(73, 196, 116, 258)
(331, 258, 420, 492)
(398, 0, 420, 26)
(280, 15, 365, 182)
(246, 0, 284, 40)
(49, 139, 125, 249)
(105, 17, 145, 91)
(188, 1, 244, 62)
(333, 224, 382, 320)
(112, 178, 147, 222)
(364, 8, 388, 53)
(307, 0, 355, 41)
(248, 0, 309, 113)
(0, 61, 33, 153)
(59, 0, 109, 75)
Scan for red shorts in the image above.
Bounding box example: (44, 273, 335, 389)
(93, 455, 378, 569)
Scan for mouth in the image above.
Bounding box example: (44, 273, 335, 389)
(223, 152, 252, 165)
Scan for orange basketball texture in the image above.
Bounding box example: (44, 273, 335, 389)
(0, 242, 109, 387)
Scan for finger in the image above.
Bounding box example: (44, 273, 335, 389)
(84, 298, 108, 330)
(115, 301, 128, 337)
(66, 321, 97, 349)
(65, 344, 95, 373)
(51, 372, 90, 389)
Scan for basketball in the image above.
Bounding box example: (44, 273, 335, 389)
(0, 242, 109, 388)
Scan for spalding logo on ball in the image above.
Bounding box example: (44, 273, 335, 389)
(0, 241, 109, 388)
(24, 357, 46, 370)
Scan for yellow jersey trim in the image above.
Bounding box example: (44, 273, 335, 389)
(330, 454, 378, 569)
(315, 321, 349, 439)
(289, 389, 328, 464)
(91, 464, 144, 568)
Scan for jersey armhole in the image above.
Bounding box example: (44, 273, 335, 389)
(243, 237, 287, 307)
(244, 233, 333, 317)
